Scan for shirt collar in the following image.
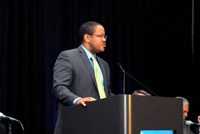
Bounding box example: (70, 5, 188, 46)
(81, 45, 96, 59)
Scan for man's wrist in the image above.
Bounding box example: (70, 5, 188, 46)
(73, 97, 82, 105)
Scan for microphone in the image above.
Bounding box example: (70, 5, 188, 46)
(117, 62, 125, 73)
(186, 120, 200, 126)
(117, 62, 126, 94)
(0, 112, 24, 132)
(117, 62, 159, 96)
(0, 112, 19, 122)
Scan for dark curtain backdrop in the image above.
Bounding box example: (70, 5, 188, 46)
(0, 0, 200, 134)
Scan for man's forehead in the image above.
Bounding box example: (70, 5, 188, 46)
(183, 104, 189, 111)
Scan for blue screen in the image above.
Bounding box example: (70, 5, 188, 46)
(140, 130, 174, 134)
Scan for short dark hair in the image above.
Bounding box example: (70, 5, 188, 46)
(79, 21, 102, 43)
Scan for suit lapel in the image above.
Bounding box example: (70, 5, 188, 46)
(78, 46, 98, 89)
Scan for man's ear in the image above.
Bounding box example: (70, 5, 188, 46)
(84, 34, 90, 43)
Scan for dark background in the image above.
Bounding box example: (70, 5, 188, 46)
(0, 0, 200, 134)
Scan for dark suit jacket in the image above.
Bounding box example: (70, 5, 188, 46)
(0, 121, 6, 134)
(184, 121, 194, 134)
(53, 46, 114, 134)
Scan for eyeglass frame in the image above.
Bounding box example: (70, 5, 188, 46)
(87, 34, 107, 40)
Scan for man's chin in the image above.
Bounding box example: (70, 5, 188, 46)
(96, 49, 105, 53)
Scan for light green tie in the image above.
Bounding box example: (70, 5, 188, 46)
(91, 56, 106, 99)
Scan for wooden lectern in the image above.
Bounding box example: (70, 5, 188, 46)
(60, 95, 183, 134)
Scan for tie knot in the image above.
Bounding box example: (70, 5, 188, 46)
(91, 56, 96, 61)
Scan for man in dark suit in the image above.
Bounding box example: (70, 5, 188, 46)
(53, 21, 114, 134)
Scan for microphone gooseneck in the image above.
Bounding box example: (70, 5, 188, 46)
(117, 62, 159, 96)
(117, 62, 126, 94)
(0, 112, 24, 133)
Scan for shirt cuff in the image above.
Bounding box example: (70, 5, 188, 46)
(73, 97, 82, 105)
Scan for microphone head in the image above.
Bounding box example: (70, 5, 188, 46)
(116, 62, 121, 66)
(0, 112, 5, 118)
(186, 120, 193, 125)
(116, 62, 125, 73)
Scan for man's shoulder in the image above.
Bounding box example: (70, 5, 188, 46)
(60, 46, 82, 55)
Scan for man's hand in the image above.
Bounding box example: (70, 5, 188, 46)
(198, 115, 200, 123)
(76, 97, 96, 106)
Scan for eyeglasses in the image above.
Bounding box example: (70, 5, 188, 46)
(88, 34, 107, 40)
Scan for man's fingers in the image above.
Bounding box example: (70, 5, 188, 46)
(88, 97, 96, 101)
(76, 97, 96, 106)
(81, 101, 86, 107)
(198, 115, 200, 122)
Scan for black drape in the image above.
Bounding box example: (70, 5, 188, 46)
(0, 0, 200, 134)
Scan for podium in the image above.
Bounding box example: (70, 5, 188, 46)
(60, 95, 183, 134)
